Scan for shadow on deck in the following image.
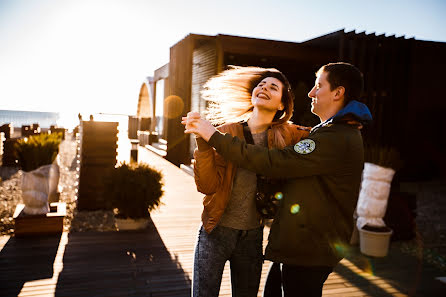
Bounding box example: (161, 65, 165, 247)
(0, 217, 191, 297)
(0, 234, 61, 296)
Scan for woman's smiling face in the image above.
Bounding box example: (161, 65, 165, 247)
(251, 77, 284, 112)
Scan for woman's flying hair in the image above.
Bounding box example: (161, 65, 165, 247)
(202, 65, 294, 126)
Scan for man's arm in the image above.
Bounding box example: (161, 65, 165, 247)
(182, 112, 349, 178)
(207, 128, 346, 179)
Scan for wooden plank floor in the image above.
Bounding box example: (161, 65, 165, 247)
(0, 147, 445, 296)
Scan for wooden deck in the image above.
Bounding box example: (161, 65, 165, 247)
(1, 147, 445, 296)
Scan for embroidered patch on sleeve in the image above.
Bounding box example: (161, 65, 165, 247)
(294, 139, 316, 154)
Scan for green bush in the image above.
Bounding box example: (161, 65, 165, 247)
(364, 145, 403, 170)
(104, 162, 164, 219)
(15, 132, 62, 172)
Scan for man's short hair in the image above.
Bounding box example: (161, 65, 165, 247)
(317, 62, 364, 104)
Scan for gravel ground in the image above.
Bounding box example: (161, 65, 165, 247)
(0, 167, 21, 235)
(1, 135, 445, 271)
(399, 180, 446, 271)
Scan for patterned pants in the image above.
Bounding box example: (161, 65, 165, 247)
(192, 224, 263, 297)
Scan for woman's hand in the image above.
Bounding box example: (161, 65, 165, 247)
(181, 112, 217, 142)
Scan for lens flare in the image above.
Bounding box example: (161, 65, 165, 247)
(164, 95, 184, 119)
(361, 258, 376, 276)
(274, 192, 283, 200)
(333, 242, 351, 258)
(290, 204, 300, 214)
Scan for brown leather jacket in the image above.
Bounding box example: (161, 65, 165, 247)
(193, 122, 310, 233)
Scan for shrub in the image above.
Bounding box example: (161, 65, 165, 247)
(14, 133, 62, 172)
(104, 162, 164, 219)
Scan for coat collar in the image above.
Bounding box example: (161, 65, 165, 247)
(311, 100, 372, 132)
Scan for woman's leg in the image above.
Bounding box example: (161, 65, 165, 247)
(229, 227, 264, 297)
(263, 262, 283, 297)
(192, 225, 237, 297)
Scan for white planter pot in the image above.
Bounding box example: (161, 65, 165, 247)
(359, 227, 393, 257)
(115, 217, 149, 230)
(356, 162, 395, 229)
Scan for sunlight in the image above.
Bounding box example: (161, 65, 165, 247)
(92, 113, 131, 164)
(57, 111, 79, 131)
(0, 0, 171, 116)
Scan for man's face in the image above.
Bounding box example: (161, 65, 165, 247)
(308, 71, 336, 120)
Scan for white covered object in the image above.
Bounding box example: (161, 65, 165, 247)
(21, 161, 60, 215)
(356, 162, 395, 229)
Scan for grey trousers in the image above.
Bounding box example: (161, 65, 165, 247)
(192, 224, 263, 297)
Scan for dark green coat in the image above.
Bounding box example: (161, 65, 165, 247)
(208, 122, 364, 267)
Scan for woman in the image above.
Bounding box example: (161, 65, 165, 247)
(184, 66, 309, 297)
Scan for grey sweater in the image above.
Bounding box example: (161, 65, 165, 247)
(218, 130, 267, 230)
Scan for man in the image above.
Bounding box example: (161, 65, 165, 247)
(183, 62, 372, 297)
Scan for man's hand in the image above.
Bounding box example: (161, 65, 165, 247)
(181, 112, 217, 142)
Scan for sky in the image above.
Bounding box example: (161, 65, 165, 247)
(0, 0, 445, 126)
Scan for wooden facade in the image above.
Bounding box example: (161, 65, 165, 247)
(77, 121, 118, 210)
(143, 31, 446, 178)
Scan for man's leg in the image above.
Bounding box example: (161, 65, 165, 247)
(281, 265, 332, 297)
(192, 225, 236, 297)
(229, 227, 264, 297)
(263, 262, 283, 297)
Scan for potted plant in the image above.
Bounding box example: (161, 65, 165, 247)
(15, 132, 62, 215)
(104, 162, 163, 230)
(355, 145, 403, 257)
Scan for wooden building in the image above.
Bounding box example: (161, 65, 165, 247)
(138, 33, 332, 165)
(138, 30, 446, 179)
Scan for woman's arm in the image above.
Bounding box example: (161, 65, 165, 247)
(193, 137, 227, 195)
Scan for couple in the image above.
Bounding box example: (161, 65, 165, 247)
(182, 62, 372, 297)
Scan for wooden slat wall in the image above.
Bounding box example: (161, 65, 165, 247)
(403, 40, 446, 177)
(335, 30, 446, 178)
(189, 41, 218, 158)
(165, 36, 194, 166)
(339, 31, 413, 147)
(305, 29, 446, 178)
